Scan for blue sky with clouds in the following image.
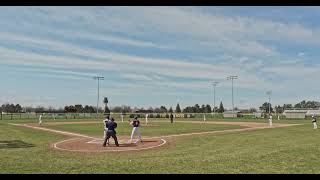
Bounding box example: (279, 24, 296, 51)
(1, 6, 320, 109)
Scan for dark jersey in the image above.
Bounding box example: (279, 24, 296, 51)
(106, 121, 117, 131)
(103, 119, 109, 129)
(312, 118, 317, 123)
(132, 120, 140, 127)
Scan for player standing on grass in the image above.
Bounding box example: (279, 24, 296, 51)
(38, 114, 43, 126)
(121, 112, 124, 122)
(312, 115, 318, 129)
(128, 116, 143, 143)
(170, 113, 174, 123)
(103, 118, 119, 147)
(269, 114, 273, 127)
(145, 113, 149, 125)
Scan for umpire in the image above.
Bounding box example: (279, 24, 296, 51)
(103, 117, 119, 147)
(170, 113, 174, 123)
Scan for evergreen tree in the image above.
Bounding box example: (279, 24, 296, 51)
(218, 102, 224, 113)
(175, 103, 181, 113)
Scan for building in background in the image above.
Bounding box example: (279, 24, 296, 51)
(223, 111, 242, 118)
(283, 110, 307, 119)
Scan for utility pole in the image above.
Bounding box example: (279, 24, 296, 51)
(212, 81, 219, 118)
(93, 76, 104, 115)
(266, 91, 272, 114)
(227, 76, 238, 113)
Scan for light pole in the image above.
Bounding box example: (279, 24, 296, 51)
(177, 98, 181, 112)
(93, 76, 104, 115)
(266, 91, 272, 114)
(212, 81, 219, 118)
(227, 76, 238, 113)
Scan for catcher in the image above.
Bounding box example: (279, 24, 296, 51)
(103, 117, 119, 147)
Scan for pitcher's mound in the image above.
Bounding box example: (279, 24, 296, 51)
(53, 137, 166, 152)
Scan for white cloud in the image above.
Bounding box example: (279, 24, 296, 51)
(121, 73, 153, 81)
(1, 7, 320, 108)
(261, 64, 320, 78)
(0, 44, 273, 91)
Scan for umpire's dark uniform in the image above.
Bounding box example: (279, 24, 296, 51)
(170, 113, 174, 123)
(103, 119, 119, 147)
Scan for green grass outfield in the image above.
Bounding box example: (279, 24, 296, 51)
(44, 121, 243, 137)
(1, 117, 320, 174)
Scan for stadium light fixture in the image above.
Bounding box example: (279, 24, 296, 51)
(212, 81, 219, 118)
(266, 90, 272, 114)
(93, 76, 104, 115)
(227, 76, 238, 113)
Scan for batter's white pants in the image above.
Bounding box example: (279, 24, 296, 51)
(313, 122, 318, 129)
(103, 128, 108, 139)
(129, 127, 142, 142)
(269, 120, 272, 127)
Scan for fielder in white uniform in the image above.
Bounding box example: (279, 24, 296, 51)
(312, 115, 318, 129)
(145, 114, 149, 125)
(38, 114, 42, 126)
(128, 117, 143, 143)
(204, 114, 206, 121)
(121, 113, 124, 123)
(269, 114, 273, 128)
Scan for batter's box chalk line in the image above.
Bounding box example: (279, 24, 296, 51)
(86, 138, 141, 144)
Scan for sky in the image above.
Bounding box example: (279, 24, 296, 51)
(1, 6, 320, 110)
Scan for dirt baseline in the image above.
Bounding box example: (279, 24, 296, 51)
(53, 137, 167, 152)
(9, 121, 300, 153)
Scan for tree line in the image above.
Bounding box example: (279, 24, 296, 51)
(259, 100, 320, 113)
(0, 103, 99, 113)
(0, 102, 225, 114)
(2, 100, 319, 114)
(95, 102, 225, 114)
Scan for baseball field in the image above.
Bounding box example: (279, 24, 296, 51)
(0, 116, 319, 174)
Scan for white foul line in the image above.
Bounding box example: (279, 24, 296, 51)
(8, 123, 97, 139)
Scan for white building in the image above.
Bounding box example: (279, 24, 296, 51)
(306, 110, 320, 117)
(253, 111, 263, 118)
(283, 110, 307, 119)
(223, 111, 241, 118)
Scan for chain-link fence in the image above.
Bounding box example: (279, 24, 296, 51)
(0, 112, 281, 120)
